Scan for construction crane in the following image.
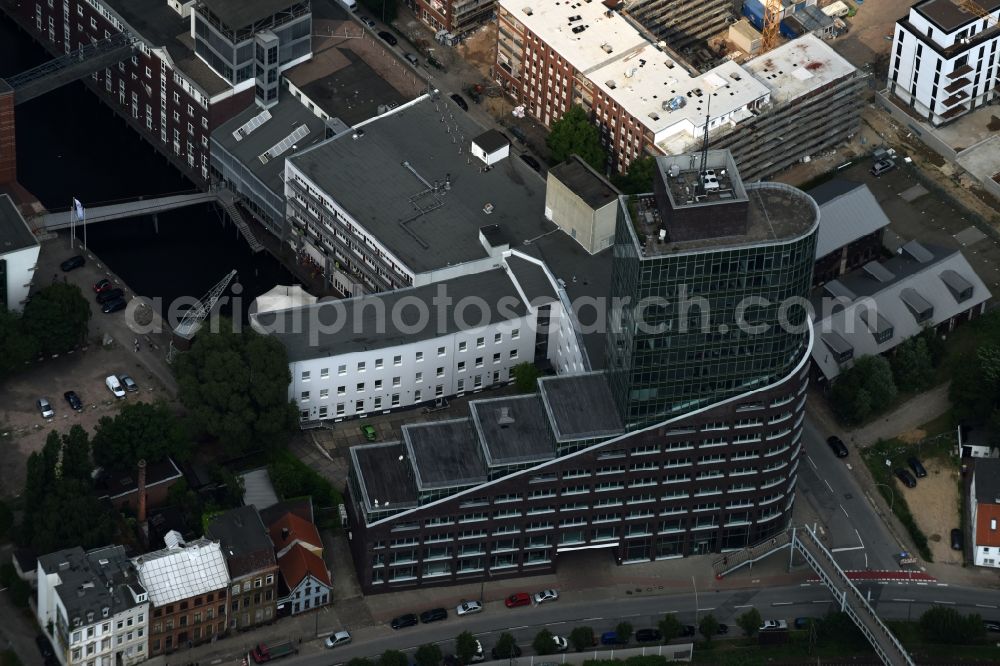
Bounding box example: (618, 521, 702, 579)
(953, 0, 998, 26)
(761, 0, 783, 52)
(166, 269, 238, 363)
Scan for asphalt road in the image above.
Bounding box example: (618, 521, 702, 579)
(798, 416, 903, 572)
(298, 582, 1000, 665)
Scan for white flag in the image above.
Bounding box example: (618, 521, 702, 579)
(73, 198, 85, 220)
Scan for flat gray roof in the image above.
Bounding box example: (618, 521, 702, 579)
(915, 0, 1000, 32)
(505, 255, 557, 305)
(254, 268, 527, 362)
(539, 372, 625, 442)
(549, 156, 621, 210)
(200, 0, 301, 29)
(351, 442, 419, 510)
(37, 546, 144, 625)
(0, 195, 38, 254)
(809, 180, 889, 259)
(470, 394, 557, 466)
(403, 418, 488, 490)
(213, 97, 329, 197)
(474, 129, 509, 154)
(289, 96, 554, 274)
(104, 0, 229, 95)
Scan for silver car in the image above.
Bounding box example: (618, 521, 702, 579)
(37, 398, 54, 419)
(325, 630, 351, 648)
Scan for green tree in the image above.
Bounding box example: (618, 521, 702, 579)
(657, 614, 682, 643)
(736, 608, 762, 637)
(455, 631, 479, 664)
(414, 644, 442, 666)
(512, 362, 541, 393)
(569, 626, 594, 651)
(533, 629, 556, 655)
(346, 659, 375, 666)
(615, 621, 633, 644)
(91, 402, 189, 477)
(919, 607, 985, 644)
(0, 307, 38, 379)
(174, 323, 297, 456)
(699, 614, 720, 643)
(269, 450, 340, 508)
(546, 105, 606, 171)
(950, 351, 995, 424)
(611, 156, 655, 194)
(22, 283, 90, 354)
(831, 355, 897, 425)
(0, 564, 30, 608)
(493, 633, 517, 659)
(377, 650, 408, 666)
(26, 477, 114, 553)
(59, 425, 93, 483)
(891, 336, 935, 392)
(360, 0, 397, 21)
(918, 327, 945, 366)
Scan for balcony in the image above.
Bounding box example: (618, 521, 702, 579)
(946, 63, 973, 79)
(944, 77, 971, 93)
(940, 90, 970, 107)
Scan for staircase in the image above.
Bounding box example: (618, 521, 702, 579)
(216, 188, 264, 253)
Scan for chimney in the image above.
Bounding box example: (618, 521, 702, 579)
(281, 527, 290, 541)
(498, 407, 515, 428)
(137, 459, 147, 523)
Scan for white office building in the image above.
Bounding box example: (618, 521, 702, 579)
(888, 0, 1000, 125)
(0, 194, 40, 312)
(36, 546, 149, 666)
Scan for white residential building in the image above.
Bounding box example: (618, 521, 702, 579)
(887, 0, 1000, 125)
(36, 546, 149, 666)
(970, 459, 1000, 568)
(0, 194, 40, 312)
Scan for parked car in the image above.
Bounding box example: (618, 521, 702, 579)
(420, 608, 448, 623)
(505, 592, 531, 608)
(519, 154, 541, 171)
(96, 288, 124, 304)
(635, 628, 662, 643)
(681, 625, 696, 637)
(826, 435, 849, 457)
(491, 644, 521, 660)
(403, 52, 420, 66)
(378, 30, 397, 45)
(760, 620, 788, 631)
(324, 631, 352, 648)
(390, 613, 418, 629)
(63, 390, 83, 412)
(551, 636, 569, 652)
(951, 528, 964, 551)
(37, 398, 54, 419)
(450, 93, 469, 111)
(60, 255, 85, 271)
(360, 15, 376, 27)
(907, 456, 927, 478)
(794, 617, 817, 629)
(120, 374, 138, 392)
(600, 632, 628, 646)
(469, 639, 485, 662)
(894, 468, 917, 488)
(983, 620, 1000, 633)
(456, 600, 483, 616)
(106, 375, 125, 398)
(716, 624, 729, 635)
(102, 297, 126, 313)
(870, 157, 896, 176)
(93, 278, 113, 293)
(534, 588, 559, 604)
(361, 424, 378, 441)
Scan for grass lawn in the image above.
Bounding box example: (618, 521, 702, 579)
(690, 631, 875, 663)
(888, 621, 1000, 661)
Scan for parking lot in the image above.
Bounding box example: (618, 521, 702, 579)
(0, 234, 176, 499)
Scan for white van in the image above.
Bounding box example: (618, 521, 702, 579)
(106, 375, 125, 398)
(338, 0, 358, 11)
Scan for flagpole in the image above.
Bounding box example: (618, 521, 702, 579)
(69, 199, 75, 249)
(83, 208, 87, 251)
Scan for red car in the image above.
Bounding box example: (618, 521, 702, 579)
(505, 592, 531, 608)
(93, 279, 113, 293)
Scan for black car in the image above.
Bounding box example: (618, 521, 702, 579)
(519, 154, 541, 171)
(826, 436, 849, 457)
(63, 390, 83, 412)
(984, 620, 1000, 633)
(450, 93, 469, 111)
(681, 625, 696, 637)
(951, 528, 964, 551)
(895, 468, 917, 488)
(420, 607, 448, 623)
(102, 297, 126, 313)
(491, 645, 521, 660)
(378, 30, 397, 45)
(635, 628, 662, 643)
(908, 456, 927, 478)
(390, 613, 418, 629)
(97, 288, 124, 304)
(60, 255, 85, 271)
(716, 624, 729, 635)
(360, 16, 376, 27)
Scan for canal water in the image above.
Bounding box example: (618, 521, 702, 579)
(0, 15, 293, 321)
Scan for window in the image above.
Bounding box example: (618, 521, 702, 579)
(356, 382, 365, 392)
(338, 364, 347, 375)
(512, 328, 520, 339)
(393, 355, 402, 365)
(319, 388, 329, 399)
(301, 370, 311, 381)
(416, 351, 424, 362)
(475, 357, 483, 368)
(436, 367, 444, 378)
(320, 368, 329, 379)
(458, 361, 466, 372)
(336, 403, 345, 416)
(374, 397, 382, 409)
(509, 349, 518, 360)
(375, 358, 383, 369)
(477, 336, 485, 348)
(437, 346, 446, 356)
(457, 379, 465, 392)
(337, 386, 346, 396)
(392, 394, 400, 406)
(300, 391, 310, 402)
(414, 389, 422, 402)
(493, 353, 501, 363)
(459, 341, 467, 352)
(358, 361, 366, 372)
(494, 332, 502, 343)
(393, 376, 401, 387)
(374, 379, 383, 390)
(415, 372, 423, 383)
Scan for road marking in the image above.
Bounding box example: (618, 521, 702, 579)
(509, 626, 529, 630)
(622, 613, 642, 618)
(812, 600, 831, 604)
(698, 608, 715, 612)
(734, 605, 754, 608)
(773, 602, 793, 606)
(976, 604, 998, 609)
(549, 621, 567, 626)
(807, 455, 818, 469)
(854, 529, 864, 547)
(892, 599, 915, 602)
(832, 546, 865, 552)
(825, 479, 834, 492)
(932, 601, 955, 605)
(581, 617, 604, 621)
(664, 610, 679, 614)
(936, 583, 949, 587)
(840, 505, 849, 517)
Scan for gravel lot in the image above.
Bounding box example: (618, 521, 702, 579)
(902, 453, 963, 565)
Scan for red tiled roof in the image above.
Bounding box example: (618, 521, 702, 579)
(268, 512, 322, 551)
(976, 504, 1000, 547)
(277, 543, 331, 589)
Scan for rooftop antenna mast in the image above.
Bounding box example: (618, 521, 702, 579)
(697, 94, 712, 194)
